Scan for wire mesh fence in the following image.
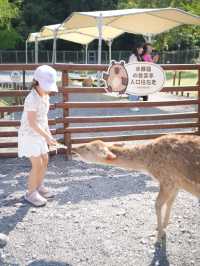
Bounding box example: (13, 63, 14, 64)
(0, 48, 200, 64)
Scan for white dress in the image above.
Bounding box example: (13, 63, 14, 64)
(18, 89, 50, 158)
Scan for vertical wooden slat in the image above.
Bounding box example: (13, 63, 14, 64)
(198, 69, 200, 135)
(173, 71, 177, 87)
(22, 70, 26, 89)
(178, 71, 184, 96)
(62, 70, 71, 159)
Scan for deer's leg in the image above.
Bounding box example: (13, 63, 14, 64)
(162, 188, 178, 229)
(155, 184, 172, 240)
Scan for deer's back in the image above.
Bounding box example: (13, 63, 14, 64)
(149, 135, 200, 184)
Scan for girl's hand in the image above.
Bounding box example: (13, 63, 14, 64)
(45, 136, 57, 146)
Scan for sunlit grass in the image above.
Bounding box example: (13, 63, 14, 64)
(165, 70, 198, 86)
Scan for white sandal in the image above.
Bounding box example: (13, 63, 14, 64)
(24, 190, 47, 207)
(37, 185, 55, 199)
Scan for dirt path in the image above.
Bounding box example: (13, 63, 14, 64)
(0, 155, 199, 266)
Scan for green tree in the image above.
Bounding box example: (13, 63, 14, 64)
(2, 0, 200, 51)
(0, 0, 18, 26)
(0, 0, 21, 49)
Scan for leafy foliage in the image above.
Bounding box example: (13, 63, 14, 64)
(0, 0, 200, 50)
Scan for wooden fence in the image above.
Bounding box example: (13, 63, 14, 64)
(0, 63, 200, 158)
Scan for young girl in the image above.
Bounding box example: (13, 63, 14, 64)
(18, 65, 58, 207)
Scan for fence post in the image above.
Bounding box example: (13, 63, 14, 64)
(62, 69, 71, 159)
(198, 68, 200, 135)
(178, 71, 182, 96)
(22, 70, 26, 89)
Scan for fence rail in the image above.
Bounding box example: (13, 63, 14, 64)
(0, 63, 200, 158)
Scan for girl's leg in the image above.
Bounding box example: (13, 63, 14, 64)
(28, 155, 44, 194)
(25, 155, 47, 207)
(142, 95, 148, 101)
(37, 153, 49, 188)
(128, 94, 140, 111)
(37, 153, 54, 198)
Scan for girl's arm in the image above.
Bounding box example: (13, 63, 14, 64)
(27, 111, 57, 146)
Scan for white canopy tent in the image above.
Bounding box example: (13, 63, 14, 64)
(26, 32, 54, 63)
(26, 28, 95, 64)
(27, 8, 200, 64)
(40, 24, 124, 63)
(40, 24, 96, 63)
(61, 7, 200, 64)
(26, 23, 124, 64)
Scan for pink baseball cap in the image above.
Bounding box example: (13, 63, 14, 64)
(33, 65, 58, 92)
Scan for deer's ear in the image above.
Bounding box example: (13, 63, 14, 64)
(72, 144, 84, 152)
(112, 142, 125, 147)
(106, 151, 117, 160)
(72, 151, 82, 160)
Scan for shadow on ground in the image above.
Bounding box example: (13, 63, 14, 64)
(28, 260, 72, 266)
(150, 233, 169, 266)
(43, 157, 158, 205)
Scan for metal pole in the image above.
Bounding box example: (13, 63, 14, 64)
(97, 13, 103, 65)
(52, 29, 58, 64)
(85, 44, 88, 64)
(25, 41, 28, 64)
(37, 40, 39, 64)
(146, 34, 153, 43)
(35, 37, 38, 64)
(97, 13, 103, 86)
(108, 40, 112, 63)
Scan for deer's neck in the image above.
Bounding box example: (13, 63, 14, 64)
(109, 145, 152, 172)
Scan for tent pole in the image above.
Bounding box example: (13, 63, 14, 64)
(34, 38, 36, 64)
(25, 40, 28, 64)
(52, 29, 58, 64)
(108, 40, 112, 63)
(146, 34, 153, 43)
(85, 44, 88, 64)
(97, 13, 103, 86)
(97, 13, 103, 65)
(35, 37, 38, 64)
(37, 40, 39, 64)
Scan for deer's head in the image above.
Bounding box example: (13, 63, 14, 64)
(72, 140, 117, 163)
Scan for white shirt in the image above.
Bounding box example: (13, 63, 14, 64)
(18, 89, 50, 137)
(128, 54, 138, 63)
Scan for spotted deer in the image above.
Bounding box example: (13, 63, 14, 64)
(73, 134, 200, 240)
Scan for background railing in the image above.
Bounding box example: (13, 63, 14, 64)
(0, 48, 200, 64)
(0, 63, 200, 158)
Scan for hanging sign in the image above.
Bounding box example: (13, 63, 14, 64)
(102, 61, 165, 96)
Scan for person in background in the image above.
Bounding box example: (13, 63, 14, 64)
(142, 43, 159, 63)
(128, 43, 144, 63)
(128, 43, 144, 111)
(141, 43, 160, 101)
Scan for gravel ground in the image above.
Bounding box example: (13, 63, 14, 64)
(0, 86, 199, 265)
(0, 155, 199, 266)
